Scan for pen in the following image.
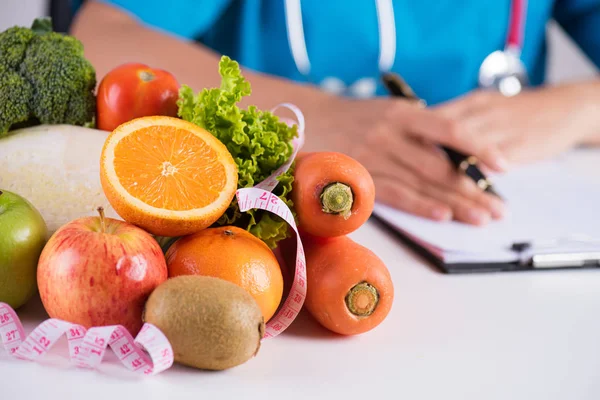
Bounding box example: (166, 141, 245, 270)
(381, 72, 501, 198)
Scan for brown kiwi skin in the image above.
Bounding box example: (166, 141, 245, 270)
(143, 275, 265, 371)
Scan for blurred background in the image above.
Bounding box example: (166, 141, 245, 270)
(0, 0, 597, 83)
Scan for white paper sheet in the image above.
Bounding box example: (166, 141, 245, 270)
(373, 154, 600, 263)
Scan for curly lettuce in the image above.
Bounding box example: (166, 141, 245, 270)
(177, 56, 297, 248)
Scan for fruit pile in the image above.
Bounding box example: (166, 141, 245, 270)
(0, 19, 394, 372)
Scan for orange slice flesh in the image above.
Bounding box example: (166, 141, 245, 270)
(100, 116, 238, 237)
(113, 125, 227, 210)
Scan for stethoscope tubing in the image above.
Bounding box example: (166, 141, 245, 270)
(507, 0, 527, 53)
(284, 0, 397, 76)
(284, 0, 528, 93)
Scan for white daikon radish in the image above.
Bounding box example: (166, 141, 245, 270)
(0, 125, 122, 235)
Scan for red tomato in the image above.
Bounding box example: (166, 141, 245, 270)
(96, 63, 180, 132)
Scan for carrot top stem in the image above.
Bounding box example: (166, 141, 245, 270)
(345, 282, 379, 317)
(320, 182, 353, 220)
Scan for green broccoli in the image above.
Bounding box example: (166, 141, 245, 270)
(0, 18, 96, 136)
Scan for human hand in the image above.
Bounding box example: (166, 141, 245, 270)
(435, 83, 599, 165)
(302, 96, 508, 225)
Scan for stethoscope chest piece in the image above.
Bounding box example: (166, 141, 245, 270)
(478, 48, 528, 97)
(478, 0, 529, 96)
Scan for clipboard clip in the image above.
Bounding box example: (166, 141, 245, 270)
(526, 252, 600, 269)
(512, 236, 600, 269)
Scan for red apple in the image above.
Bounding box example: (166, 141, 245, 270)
(37, 208, 167, 335)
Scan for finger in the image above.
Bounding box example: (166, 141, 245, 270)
(435, 93, 511, 169)
(435, 90, 497, 118)
(374, 161, 491, 226)
(455, 113, 490, 139)
(390, 138, 506, 219)
(412, 113, 508, 172)
(362, 125, 503, 222)
(374, 175, 453, 222)
(385, 135, 457, 185)
(430, 158, 506, 220)
(434, 96, 471, 118)
(498, 137, 548, 165)
(451, 175, 506, 220)
(367, 153, 453, 220)
(401, 105, 509, 172)
(418, 182, 494, 226)
(435, 103, 501, 147)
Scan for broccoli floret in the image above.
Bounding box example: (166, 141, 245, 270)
(0, 18, 96, 135)
(21, 32, 96, 126)
(0, 26, 35, 70)
(0, 64, 33, 134)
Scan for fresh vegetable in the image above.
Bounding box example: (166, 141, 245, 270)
(0, 17, 96, 136)
(100, 116, 238, 237)
(302, 234, 394, 335)
(37, 207, 168, 335)
(0, 124, 119, 234)
(167, 226, 284, 322)
(0, 190, 48, 309)
(143, 275, 264, 371)
(97, 63, 180, 132)
(292, 152, 375, 237)
(178, 56, 297, 248)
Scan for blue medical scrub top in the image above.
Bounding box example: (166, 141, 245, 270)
(98, 0, 600, 105)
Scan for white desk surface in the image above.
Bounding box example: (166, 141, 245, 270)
(3, 149, 600, 400)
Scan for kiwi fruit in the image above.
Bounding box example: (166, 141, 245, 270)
(143, 275, 265, 371)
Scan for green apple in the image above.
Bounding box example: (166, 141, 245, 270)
(0, 190, 48, 308)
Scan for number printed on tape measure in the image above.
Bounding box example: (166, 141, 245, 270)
(0, 312, 11, 325)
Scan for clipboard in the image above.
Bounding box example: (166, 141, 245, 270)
(370, 153, 600, 274)
(372, 214, 600, 274)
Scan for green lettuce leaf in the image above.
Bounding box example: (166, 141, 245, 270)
(177, 56, 297, 248)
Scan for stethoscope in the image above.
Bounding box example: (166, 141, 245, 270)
(284, 0, 529, 98)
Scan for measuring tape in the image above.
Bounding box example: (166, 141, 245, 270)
(0, 302, 173, 375)
(239, 102, 307, 338)
(0, 103, 307, 373)
(237, 187, 306, 338)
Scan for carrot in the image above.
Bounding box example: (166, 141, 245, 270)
(302, 234, 394, 335)
(292, 152, 375, 237)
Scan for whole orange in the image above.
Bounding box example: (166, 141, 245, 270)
(166, 226, 284, 322)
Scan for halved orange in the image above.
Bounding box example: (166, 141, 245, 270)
(100, 116, 238, 237)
